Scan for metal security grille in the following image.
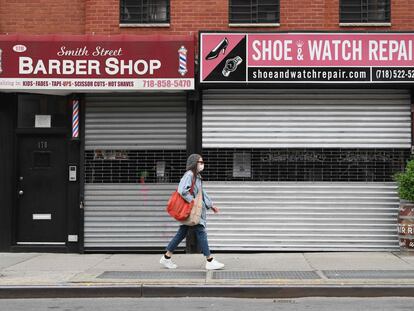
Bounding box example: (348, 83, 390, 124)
(85, 150, 187, 184)
(340, 0, 390, 23)
(202, 89, 411, 148)
(202, 148, 411, 182)
(323, 270, 414, 279)
(229, 0, 280, 24)
(120, 0, 170, 24)
(205, 182, 401, 251)
(212, 271, 320, 280)
(84, 93, 187, 250)
(98, 271, 206, 279)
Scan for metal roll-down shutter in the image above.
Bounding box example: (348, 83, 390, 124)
(84, 93, 187, 250)
(85, 93, 187, 150)
(202, 89, 411, 251)
(203, 89, 411, 149)
(204, 182, 400, 251)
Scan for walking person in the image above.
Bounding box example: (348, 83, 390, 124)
(160, 154, 225, 270)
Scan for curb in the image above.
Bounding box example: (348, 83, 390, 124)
(1, 285, 414, 299)
(0, 285, 142, 299)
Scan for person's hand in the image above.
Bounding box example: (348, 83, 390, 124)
(211, 206, 220, 214)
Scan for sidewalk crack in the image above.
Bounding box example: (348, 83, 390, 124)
(1, 253, 43, 270)
(69, 254, 113, 282)
(87, 254, 114, 270)
(392, 252, 414, 267)
(302, 253, 329, 280)
(302, 253, 326, 279)
(302, 253, 317, 271)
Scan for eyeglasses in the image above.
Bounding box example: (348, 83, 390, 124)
(197, 161, 204, 164)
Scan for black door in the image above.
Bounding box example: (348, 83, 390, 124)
(16, 135, 67, 244)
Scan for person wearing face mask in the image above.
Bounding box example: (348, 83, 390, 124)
(160, 154, 225, 270)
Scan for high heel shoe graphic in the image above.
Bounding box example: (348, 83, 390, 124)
(205, 37, 229, 60)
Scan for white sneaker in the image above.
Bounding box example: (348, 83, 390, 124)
(160, 255, 177, 269)
(205, 258, 225, 270)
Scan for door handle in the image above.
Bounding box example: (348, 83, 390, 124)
(18, 190, 24, 196)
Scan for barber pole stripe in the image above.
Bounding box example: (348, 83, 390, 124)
(178, 46, 187, 76)
(72, 100, 79, 139)
(0, 48, 3, 74)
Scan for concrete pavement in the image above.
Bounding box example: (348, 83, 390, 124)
(1, 252, 414, 298)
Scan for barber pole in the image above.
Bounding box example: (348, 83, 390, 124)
(0, 48, 3, 74)
(72, 100, 79, 140)
(178, 46, 187, 76)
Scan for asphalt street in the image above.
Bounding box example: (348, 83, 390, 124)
(1, 298, 414, 311)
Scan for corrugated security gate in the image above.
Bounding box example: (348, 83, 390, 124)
(202, 89, 412, 251)
(84, 93, 187, 250)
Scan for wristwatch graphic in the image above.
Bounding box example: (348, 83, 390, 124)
(222, 56, 243, 77)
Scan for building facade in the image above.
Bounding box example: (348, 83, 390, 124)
(0, 0, 413, 253)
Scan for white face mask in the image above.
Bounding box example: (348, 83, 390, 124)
(197, 163, 205, 172)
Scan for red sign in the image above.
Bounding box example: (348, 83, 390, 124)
(0, 34, 194, 91)
(200, 32, 414, 83)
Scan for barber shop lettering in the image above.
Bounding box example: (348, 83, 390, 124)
(19, 44, 161, 76)
(57, 46, 123, 57)
(20, 45, 162, 76)
(19, 57, 161, 76)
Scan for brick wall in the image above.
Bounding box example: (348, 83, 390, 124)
(0, 0, 85, 34)
(1, 1, 414, 37)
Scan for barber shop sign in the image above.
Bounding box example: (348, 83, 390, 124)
(0, 34, 194, 91)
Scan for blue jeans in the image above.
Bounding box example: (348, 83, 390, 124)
(166, 225, 211, 257)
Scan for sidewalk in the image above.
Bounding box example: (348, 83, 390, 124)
(1, 252, 414, 298)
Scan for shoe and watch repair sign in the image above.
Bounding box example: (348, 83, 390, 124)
(200, 32, 414, 84)
(0, 35, 194, 91)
